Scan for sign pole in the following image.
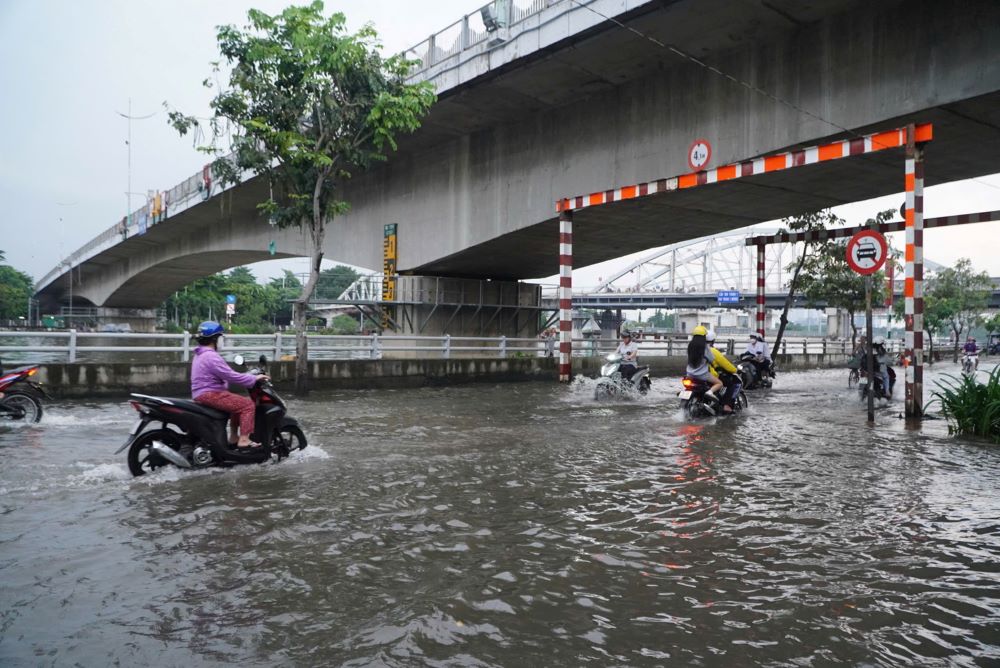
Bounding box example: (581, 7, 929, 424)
(865, 275, 875, 423)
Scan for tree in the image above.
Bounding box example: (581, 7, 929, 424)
(771, 210, 840, 358)
(315, 264, 360, 299)
(168, 2, 435, 393)
(798, 241, 888, 349)
(925, 258, 992, 362)
(796, 209, 895, 349)
(0, 264, 33, 320)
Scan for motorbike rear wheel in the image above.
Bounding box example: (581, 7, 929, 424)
(848, 368, 860, 388)
(127, 429, 183, 477)
(1, 391, 43, 423)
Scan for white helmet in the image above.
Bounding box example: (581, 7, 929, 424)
(705, 330, 717, 343)
(749, 332, 762, 341)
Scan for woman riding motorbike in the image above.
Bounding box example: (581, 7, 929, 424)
(615, 328, 639, 380)
(190, 321, 269, 448)
(687, 326, 738, 413)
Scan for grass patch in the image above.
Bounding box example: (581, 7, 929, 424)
(931, 366, 1000, 443)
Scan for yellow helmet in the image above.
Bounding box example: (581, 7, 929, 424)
(692, 325, 708, 336)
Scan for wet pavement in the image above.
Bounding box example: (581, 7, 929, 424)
(1, 363, 999, 666)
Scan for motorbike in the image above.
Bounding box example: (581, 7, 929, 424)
(0, 360, 48, 423)
(858, 366, 896, 401)
(678, 372, 748, 419)
(961, 354, 978, 376)
(594, 353, 652, 400)
(736, 352, 773, 390)
(116, 354, 307, 476)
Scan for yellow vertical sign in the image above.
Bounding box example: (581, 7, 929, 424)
(381, 224, 397, 330)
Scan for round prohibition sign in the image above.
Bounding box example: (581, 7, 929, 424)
(687, 138, 712, 171)
(845, 229, 888, 275)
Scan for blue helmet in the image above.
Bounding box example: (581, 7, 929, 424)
(197, 321, 224, 339)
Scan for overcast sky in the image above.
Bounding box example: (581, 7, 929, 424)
(1, 0, 998, 289)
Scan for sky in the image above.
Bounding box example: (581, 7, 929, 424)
(1, 0, 998, 289)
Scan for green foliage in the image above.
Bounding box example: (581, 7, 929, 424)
(932, 367, 1000, 444)
(926, 258, 992, 359)
(0, 262, 34, 320)
(162, 267, 290, 330)
(984, 313, 1000, 339)
(315, 265, 360, 299)
(646, 310, 675, 329)
(326, 314, 359, 334)
(166, 0, 435, 247)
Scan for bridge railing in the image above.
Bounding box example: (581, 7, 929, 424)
(403, 0, 557, 77)
(0, 331, 912, 364)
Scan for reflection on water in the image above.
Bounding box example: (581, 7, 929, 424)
(1, 366, 999, 666)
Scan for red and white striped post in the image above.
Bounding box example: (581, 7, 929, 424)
(904, 124, 925, 417)
(756, 243, 766, 336)
(559, 210, 573, 382)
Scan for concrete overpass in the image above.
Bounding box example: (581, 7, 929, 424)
(35, 0, 1000, 329)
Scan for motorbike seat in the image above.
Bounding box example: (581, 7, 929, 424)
(131, 393, 230, 421)
(168, 398, 231, 421)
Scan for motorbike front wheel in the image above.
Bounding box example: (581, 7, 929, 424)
(0, 391, 43, 423)
(638, 377, 651, 395)
(127, 429, 183, 477)
(594, 384, 614, 401)
(848, 368, 860, 388)
(273, 424, 308, 454)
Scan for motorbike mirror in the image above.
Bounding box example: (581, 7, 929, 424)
(233, 354, 245, 366)
(259, 354, 267, 366)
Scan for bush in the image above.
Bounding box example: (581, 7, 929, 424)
(931, 367, 1000, 443)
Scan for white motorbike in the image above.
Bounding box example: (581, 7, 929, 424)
(594, 353, 652, 400)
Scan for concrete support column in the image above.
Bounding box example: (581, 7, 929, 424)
(559, 210, 573, 382)
(904, 126, 925, 418)
(755, 243, 766, 336)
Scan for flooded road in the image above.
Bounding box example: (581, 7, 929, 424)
(2, 365, 999, 666)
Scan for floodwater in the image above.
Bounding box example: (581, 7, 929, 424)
(2, 364, 999, 666)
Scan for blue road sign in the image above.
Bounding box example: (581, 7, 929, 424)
(226, 294, 237, 304)
(717, 290, 740, 304)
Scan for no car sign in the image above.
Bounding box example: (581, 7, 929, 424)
(845, 230, 888, 275)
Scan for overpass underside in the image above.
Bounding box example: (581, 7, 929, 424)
(416, 92, 1000, 279)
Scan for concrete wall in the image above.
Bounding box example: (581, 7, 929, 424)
(36, 352, 853, 398)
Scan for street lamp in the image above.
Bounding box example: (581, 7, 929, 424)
(116, 99, 156, 232)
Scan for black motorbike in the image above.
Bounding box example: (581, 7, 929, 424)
(858, 366, 896, 401)
(0, 359, 49, 423)
(678, 372, 748, 419)
(736, 352, 773, 390)
(117, 354, 306, 476)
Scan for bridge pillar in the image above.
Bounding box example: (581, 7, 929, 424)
(755, 243, 766, 336)
(904, 127, 925, 418)
(559, 210, 573, 382)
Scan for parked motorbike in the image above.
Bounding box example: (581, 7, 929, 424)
(117, 354, 307, 476)
(858, 366, 896, 401)
(0, 360, 48, 423)
(594, 353, 652, 400)
(736, 352, 773, 390)
(678, 372, 748, 419)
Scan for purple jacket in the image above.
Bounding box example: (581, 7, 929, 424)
(190, 346, 258, 398)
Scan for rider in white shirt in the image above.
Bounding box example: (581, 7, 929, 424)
(744, 332, 772, 377)
(615, 328, 639, 380)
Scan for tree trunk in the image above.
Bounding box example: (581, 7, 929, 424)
(928, 330, 934, 365)
(952, 324, 962, 363)
(771, 244, 809, 359)
(848, 309, 858, 349)
(293, 185, 328, 395)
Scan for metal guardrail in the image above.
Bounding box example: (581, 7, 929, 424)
(0, 331, 907, 364)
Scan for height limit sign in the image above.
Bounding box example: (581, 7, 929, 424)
(845, 229, 888, 275)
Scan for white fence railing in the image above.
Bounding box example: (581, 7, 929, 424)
(0, 331, 909, 364)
